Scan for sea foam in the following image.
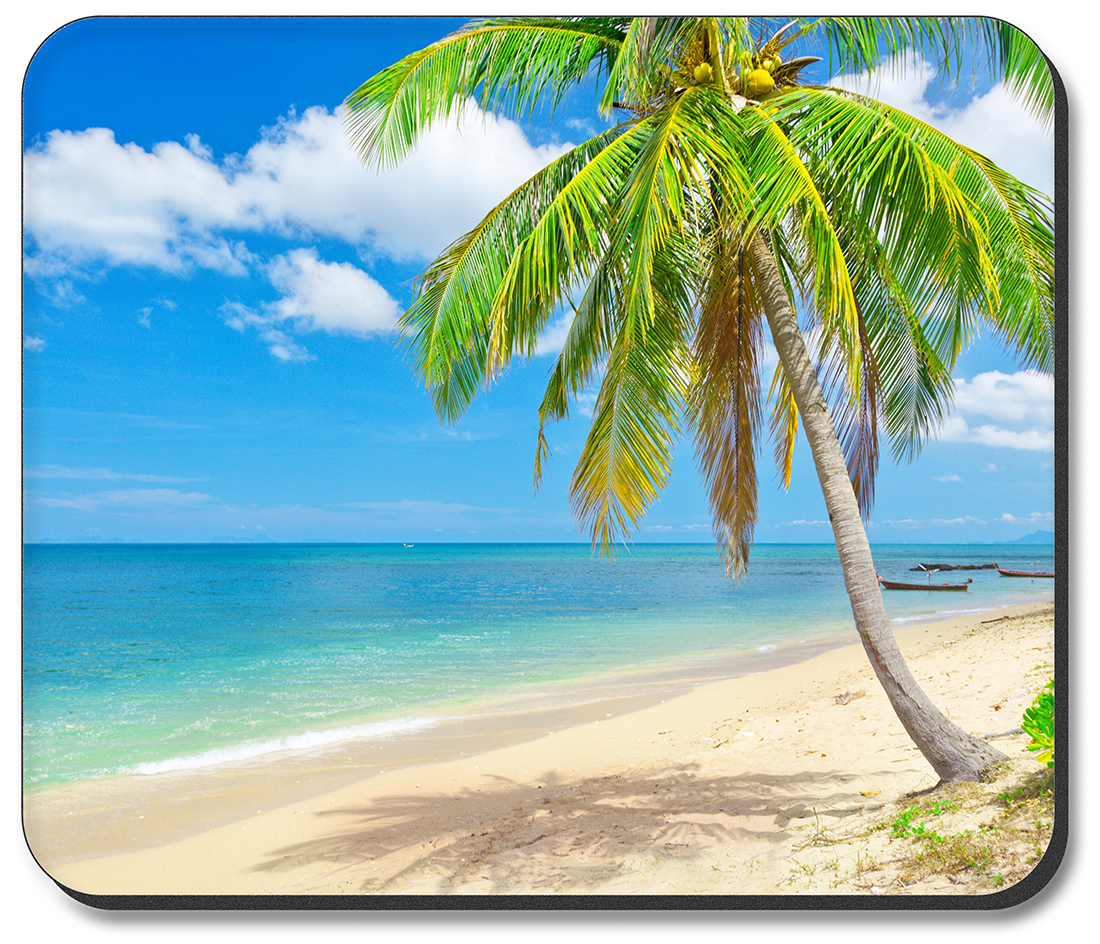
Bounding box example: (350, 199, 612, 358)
(126, 716, 436, 776)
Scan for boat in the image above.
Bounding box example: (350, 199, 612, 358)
(996, 567, 1054, 578)
(878, 576, 971, 591)
(910, 562, 998, 572)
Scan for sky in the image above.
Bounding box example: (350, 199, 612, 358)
(20, 15, 1057, 546)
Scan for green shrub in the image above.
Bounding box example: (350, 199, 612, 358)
(1021, 677, 1054, 768)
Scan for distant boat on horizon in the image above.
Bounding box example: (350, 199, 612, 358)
(996, 567, 1054, 578)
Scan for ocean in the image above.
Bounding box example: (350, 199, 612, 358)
(22, 542, 1055, 790)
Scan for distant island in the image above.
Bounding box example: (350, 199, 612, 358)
(1007, 530, 1055, 545)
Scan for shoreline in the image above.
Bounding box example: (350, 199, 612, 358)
(27, 600, 1056, 896)
(24, 588, 1054, 795)
(25, 631, 861, 866)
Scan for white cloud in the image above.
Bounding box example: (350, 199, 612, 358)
(960, 424, 1054, 452)
(999, 511, 1053, 525)
(932, 474, 961, 482)
(220, 249, 400, 360)
(266, 249, 400, 337)
(23, 336, 45, 351)
(641, 522, 707, 533)
(877, 515, 985, 528)
(951, 370, 1054, 424)
(343, 500, 513, 515)
(24, 128, 255, 275)
(829, 55, 1053, 196)
(24, 103, 572, 281)
(257, 327, 314, 364)
(535, 311, 574, 356)
(238, 103, 572, 259)
(934, 371, 1054, 451)
(220, 300, 314, 362)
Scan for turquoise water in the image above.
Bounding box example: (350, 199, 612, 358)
(22, 542, 1054, 787)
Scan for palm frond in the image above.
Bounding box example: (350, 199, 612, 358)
(767, 361, 799, 489)
(822, 186, 956, 467)
(570, 285, 694, 554)
(815, 308, 881, 519)
(972, 20, 1056, 126)
(690, 243, 762, 579)
(740, 107, 864, 401)
(533, 250, 625, 489)
(770, 87, 1053, 374)
(485, 113, 665, 374)
(598, 16, 691, 114)
(345, 17, 624, 168)
(399, 125, 629, 422)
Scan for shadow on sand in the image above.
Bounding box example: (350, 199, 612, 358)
(246, 762, 893, 894)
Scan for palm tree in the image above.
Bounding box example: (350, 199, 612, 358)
(345, 17, 1055, 782)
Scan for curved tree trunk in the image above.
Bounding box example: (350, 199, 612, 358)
(750, 234, 1006, 783)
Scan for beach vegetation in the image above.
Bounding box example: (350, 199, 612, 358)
(1021, 677, 1055, 767)
(345, 16, 1055, 783)
(858, 760, 1054, 891)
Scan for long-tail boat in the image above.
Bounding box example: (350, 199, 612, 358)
(996, 567, 1054, 578)
(878, 576, 971, 591)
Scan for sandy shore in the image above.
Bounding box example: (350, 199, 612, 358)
(29, 601, 1056, 899)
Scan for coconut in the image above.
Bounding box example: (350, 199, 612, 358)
(760, 54, 782, 73)
(745, 68, 775, 97)
(693, 62, 713, 84)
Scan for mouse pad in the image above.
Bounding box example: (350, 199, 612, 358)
(21, 15, 1066, 910)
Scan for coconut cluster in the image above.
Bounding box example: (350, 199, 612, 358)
(743, 53, 781, 98)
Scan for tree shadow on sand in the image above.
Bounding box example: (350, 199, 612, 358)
(246, 763, 897, 894)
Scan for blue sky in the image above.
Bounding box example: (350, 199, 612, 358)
(21, 16, 1056, 546)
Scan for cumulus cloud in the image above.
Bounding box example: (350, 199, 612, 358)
(23, 129, 255, 275)
(267, 249, 401, 337)
(535, 311, 575, 356)
(24, 336, 45, 351)
(220, 249, 400, 360)
(934, 371, 1054, 451)
(237, 103, 572, 258)
(950, 370, 1054, 424)
(829, 55, 1053, 195)
(938, 421, 1054, 452)
(221, 300, 313, 362)
(24, 103, 572, 281)
(877, 515, 985, 528)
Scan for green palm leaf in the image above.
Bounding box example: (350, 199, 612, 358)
(345, 17, 625, 169)
(571, 290, 693, 554)
(400, 125, 628, 422)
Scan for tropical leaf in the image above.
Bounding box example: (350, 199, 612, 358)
(345, 17, 625, 168)
(570, 287, 693, 554)
(400, 124, 628, 422)
(690, 243, 762, 578)
(808, 14, 1054, 125)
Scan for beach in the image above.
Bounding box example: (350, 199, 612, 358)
(28, 600, 1056, 898)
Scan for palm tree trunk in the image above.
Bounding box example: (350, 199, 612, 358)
(749, 234, 1006, 783)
